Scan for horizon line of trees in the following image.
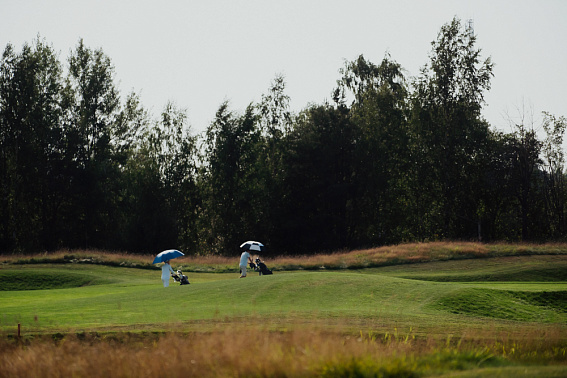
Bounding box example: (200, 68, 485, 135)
(1, 18, 566, 256)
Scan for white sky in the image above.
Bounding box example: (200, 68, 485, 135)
(2, 0, 566, 136)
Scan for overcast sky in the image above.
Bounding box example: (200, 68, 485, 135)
(2, 0, 566, 136)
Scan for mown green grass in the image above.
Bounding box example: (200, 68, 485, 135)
(1, 257, 566, 334)
(0, 269, 429, 330)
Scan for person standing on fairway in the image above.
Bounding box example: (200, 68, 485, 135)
(239, 250, 253, 278)
(161, 260, 175, 287)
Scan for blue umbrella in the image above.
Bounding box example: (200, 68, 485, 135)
(240, 241, 265, 252)
(152, 249, 184, 264)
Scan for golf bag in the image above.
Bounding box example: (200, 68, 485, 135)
(254, 258, 273, 275)
(171, 270, 190, 285)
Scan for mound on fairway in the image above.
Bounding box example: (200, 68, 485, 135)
(0, 270, 106, 291)
(370, 255, 567, 282)
(434, 288, 567, 322)
(402, 266, 567, 282)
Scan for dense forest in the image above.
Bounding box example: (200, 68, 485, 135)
(1, 18, 566, 255)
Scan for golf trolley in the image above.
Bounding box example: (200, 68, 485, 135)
(251, 257, 273, 276)
(171, 270, 190, 285)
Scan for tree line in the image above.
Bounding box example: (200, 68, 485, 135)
(1, 18, 566, 255)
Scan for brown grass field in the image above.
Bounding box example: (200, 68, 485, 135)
(2, 324, 566, 377)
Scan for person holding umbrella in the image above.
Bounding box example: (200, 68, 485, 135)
(161, 260, 175, 287)
(239, 251, 253, 278)
(239, 241, 264, 278)
(153, 249, 185, 287)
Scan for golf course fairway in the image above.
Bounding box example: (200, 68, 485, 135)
(1, 253, 566, 377)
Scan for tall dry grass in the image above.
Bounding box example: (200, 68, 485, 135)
(2, 241, 567, 272)
(2, 325, 566, 378)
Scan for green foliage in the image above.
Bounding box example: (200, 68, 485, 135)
(0, 37, 67, 251)
(198, 102, 265, 254)
(540, 112, 567, 238)
(410, 17, 494, 240)
(279, 103, 355, 252)
(121, 101, 198, 253)
(64, 39, 122, 248)
(338, 54, 412, 244)
(1, 18, 567, 255)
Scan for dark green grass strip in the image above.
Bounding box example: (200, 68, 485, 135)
(402, 267, 567, 282)
(0, 271, 108, 291)
(433, 288, 567, 322)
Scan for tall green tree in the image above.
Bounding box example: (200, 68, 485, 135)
(198, 102, 262, 254)
(255, 75, 293, 253)
(157, 102, 199, 252)
(64, 39, 121, 248)
(0, 38, 67, 251)
(122, 102, 198, 253)
(539, 112, 566, 238)
(281, 103, 355, 252)
(335, 54, 411, 245)
(411, 17, 493, 239)
(502, 109, 542, 241)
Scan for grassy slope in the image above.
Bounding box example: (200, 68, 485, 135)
(369, 255, 567, 282)
(1, 255, 566, 334)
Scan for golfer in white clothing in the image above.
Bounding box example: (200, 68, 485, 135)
(161, 260, 175, 287)
(239, 251, 253, 278)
